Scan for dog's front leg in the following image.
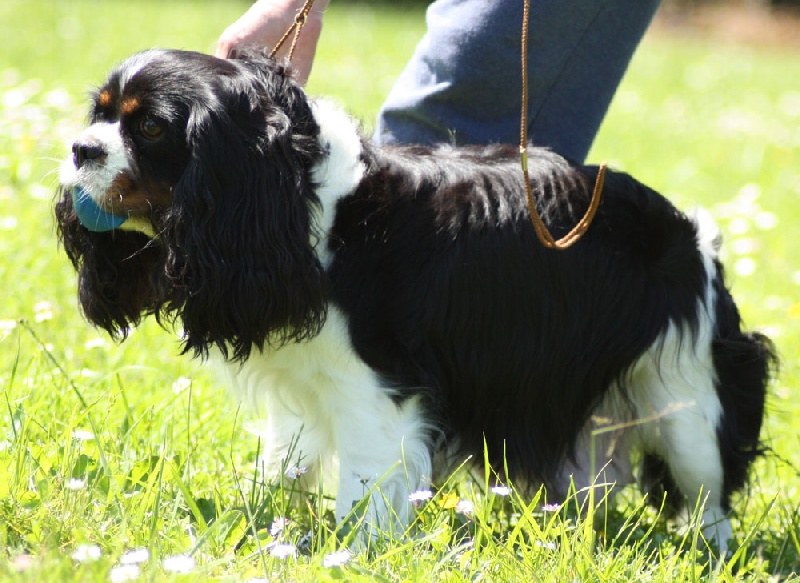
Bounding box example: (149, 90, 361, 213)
(332, 395, 432, 540)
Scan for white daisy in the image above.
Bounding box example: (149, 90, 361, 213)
(284, 465, 308, 480)
(323, 549, 351, 568)
(163, 554, 195, 574)
(110, 564, 140, 582)
(71, 544, 102, 563)
(269, 543, 297, 559)
(119, 548, 149, 565)
(408, 489, 433, 503)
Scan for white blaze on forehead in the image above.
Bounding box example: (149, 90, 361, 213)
(117, 49, 166, 89)
(60, 52, 165, 200)
(59, 121, 131, 202)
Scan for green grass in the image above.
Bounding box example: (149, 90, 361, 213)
(2, 0, 799, 580)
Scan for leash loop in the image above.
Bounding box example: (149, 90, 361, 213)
(269, 0, 317, 61)
(520, 0, 606, 250)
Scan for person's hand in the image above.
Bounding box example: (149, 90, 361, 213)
(216, 0, 329, 85)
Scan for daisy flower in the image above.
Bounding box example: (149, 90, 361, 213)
(119, 548, 149, 565)
(71, 429, 95, 441)
(269, 543, 297, 559)
(270, 517, 290, 536)
(323, 549, 352, 568)
(284, 465, 308, 480)
(408, 489, 433, 503)
(110, 565, 140, 582)
(491, 485, 512, 497)
(72, 544, 102, 562)
(163, 554, 195, 574)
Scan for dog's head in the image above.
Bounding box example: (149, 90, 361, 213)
(56, 49, 328, 360)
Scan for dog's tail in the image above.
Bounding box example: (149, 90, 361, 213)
(710, 268, 776, 508)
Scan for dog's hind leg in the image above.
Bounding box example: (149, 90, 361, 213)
(632, 217, 773, 555)
(631, 318, 733, 554)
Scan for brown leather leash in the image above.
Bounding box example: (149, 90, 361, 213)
(269, 0, 318, 61)
(274, 0, 605, 249)
(520, 0, 606, 249)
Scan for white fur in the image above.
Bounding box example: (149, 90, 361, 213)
(59, 121, 131, 203)
(118, 50, 161, 88)
(691, 207, 722, 260)
(631, 298, 728, 552)
(300, 104, 430, 525)
(223, 307, 432, 534)
(309, 99, 366, 267)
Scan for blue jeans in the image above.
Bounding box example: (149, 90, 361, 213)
(374, 0, 661, 162)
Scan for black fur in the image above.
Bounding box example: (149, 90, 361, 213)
(57, 50, 328, 361)
(711, 268, 774, 509)
(327, 142, 758, 490)
(56, 49, 775, 516)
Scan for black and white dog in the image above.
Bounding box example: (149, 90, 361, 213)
(56, 49, 774, 551)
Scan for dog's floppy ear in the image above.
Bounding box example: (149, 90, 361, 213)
(164, 65, 327, 361)
(56, 190, 161, 338)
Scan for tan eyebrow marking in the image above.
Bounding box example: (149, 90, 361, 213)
(121, 96, 141, 116)
(98, 90, 112, 107)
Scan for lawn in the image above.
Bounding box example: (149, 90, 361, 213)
(1, 0, 799, 580)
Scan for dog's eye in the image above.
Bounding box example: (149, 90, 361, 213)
(139, 117, 164, 140)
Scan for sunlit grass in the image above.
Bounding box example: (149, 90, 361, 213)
(2, 0, 799, 580)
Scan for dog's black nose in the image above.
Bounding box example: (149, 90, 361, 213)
(72, 139, 107, 168)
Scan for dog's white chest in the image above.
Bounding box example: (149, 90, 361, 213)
(222, 308, 376, 420)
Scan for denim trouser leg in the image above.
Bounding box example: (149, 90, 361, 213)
(373, 0, 661, 162)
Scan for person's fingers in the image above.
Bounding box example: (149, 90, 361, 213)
(214, 0, 326, 85)
(215, 36, 233, 59)
(216, 17, 322, 86)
